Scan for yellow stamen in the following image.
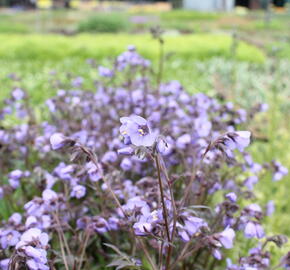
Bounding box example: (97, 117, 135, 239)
(138, 128, 145, 136)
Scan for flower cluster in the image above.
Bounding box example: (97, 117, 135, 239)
(0, 46, 288, 270)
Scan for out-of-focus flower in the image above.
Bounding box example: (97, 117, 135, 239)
(49, 133, 75, 150)
(9, 213, 22, 226)
(0, 230, 21, 249)
(218, 227, 235, 249)
(117, 147, 134, 155)
(244, 175, 259, 190)
(70, 185, 86, 199)
(225, 192, 237, 203)
(98, 66, 114, 78)
(272, 161, 288, 181)
(12, 88, 25, 100)
(0, 259, 10, 270)
(266, 201, 275, 216)
(224, 131, 251, 152)
(244, 221, 264, 239)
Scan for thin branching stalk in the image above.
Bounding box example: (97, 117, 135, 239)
(56, 227, 70, 270)
(155, 155, 170, 242)
(157, 154, 178, 270)
(53, 211, 73, 261)
(77, 230, 91, 270)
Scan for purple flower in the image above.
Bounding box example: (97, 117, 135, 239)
(123, 197, 150, 216)
(98, 66, 114, 78)
(117, 147, 134, 155)
(26, 258, 49, 270)
(272, 161, 288, 181)
(246, 203, 262, 216)
(266, 200, 275, 216)
(176, 134, 191, 149)
(101, 151, 118, 163)
(12, 88, 25, 100)
(50, 133, 71, 150)
(0, 230, 21, 249)
(225, 192, 237, 203)
(70, 185, 86, 199)
(218, 227, 235, 249)
(120, 115, 156, 147)
(9, 169, 23, 179)
(9, 213, 22, 226)
(9, 178, 20, 189)
(108, 217, 119, 231)
(244, 221, 265, 239)
(212, 249, 222, 260)
(224, 131, 251, 151)
(24, 246, 47, 263)
(71, 76, 84, 88)
(90, 217, 109, 234)
(120, 158, 133, 171)
(133, 221, 153, 236)
(184, 216, 207, 237)
(16, 228, 49, 249)
(0, 259, 10, 270)
(86, 161, 103, 182)
(25, 216, 38, 228)
(244, 176, 259, 190)
(42, 189, 58, 203)
(49, 133, 63, 149)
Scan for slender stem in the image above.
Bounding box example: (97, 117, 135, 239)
(77, 231, 91, 270)
(157, 155, 178, 270)
(155, 155, 170, 242)
(155, 155, 173, 270)
(158, 155, 178, 242)
(180, 155, 205, 209)
(54, 211, 72, 260)
(138, 239, 158, 270)
(169, 243, 201, 270)
(56, 227, 70, 270)
(158, 241, 164, 270)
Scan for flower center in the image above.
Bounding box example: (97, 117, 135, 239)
(138, 125, 149, 136)
(7, 234, 13, 241)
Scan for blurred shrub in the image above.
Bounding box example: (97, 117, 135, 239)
(160, 10, 220, 21)
(77, 13, 130, 33)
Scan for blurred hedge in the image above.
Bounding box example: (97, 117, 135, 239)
(77, 13, 130, 33)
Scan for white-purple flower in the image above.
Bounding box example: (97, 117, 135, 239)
(120, 115, 157, 147)
(49, 133, 74, 150)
